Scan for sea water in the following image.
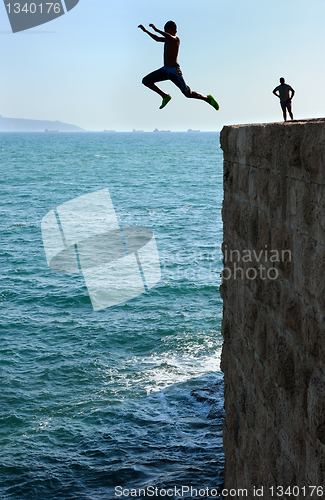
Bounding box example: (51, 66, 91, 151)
(0, 132, 224, 499)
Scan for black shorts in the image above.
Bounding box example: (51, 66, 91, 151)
(142, 65, 191, 97)
(280, 100, 292, 109)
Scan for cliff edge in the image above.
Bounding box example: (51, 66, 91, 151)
(220, 119, 325, 498)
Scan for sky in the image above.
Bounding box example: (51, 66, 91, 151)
(1, 0, 325, 131)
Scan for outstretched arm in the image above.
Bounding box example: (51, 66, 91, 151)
(149, 23, 175, 40)
(138, 24, 165, 42)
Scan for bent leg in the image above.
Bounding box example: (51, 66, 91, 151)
(187, 90, 209, 102)
(168, 67, 210, 103)
(142, 68, 169, 98)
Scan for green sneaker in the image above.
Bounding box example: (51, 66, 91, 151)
(159, 94, 172, 109)
(207, 95, 219, 111)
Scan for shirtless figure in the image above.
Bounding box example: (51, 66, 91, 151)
(273, 77, 295, 121)
(138, 21, 219, 110)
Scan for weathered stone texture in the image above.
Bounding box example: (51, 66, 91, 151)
(221, 119, 325, 498)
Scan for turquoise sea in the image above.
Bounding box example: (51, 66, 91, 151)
(0, 132, 224, 499)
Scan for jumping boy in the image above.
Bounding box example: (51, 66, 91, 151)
(138, 21, 219, 111)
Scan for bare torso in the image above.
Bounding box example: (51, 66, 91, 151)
(164, 36, 180, 66)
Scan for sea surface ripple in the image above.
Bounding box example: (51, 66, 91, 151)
(0, 132, 224, 499)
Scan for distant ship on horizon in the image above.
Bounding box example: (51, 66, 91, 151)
(187, 129, 200, 132)
(153, 128, 171, 133)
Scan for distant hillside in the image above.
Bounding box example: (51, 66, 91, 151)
(0, 115, 84, 132)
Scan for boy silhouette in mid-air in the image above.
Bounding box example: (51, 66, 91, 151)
(138, 21, 219, 111)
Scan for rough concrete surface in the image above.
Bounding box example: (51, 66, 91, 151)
(220, 119, 325, 498)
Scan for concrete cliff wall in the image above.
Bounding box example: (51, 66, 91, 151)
(220, 119, 325, 497)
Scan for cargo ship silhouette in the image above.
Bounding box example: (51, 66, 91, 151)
(4, 0, 79, 33)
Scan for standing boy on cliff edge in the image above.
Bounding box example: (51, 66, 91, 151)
(273, 77, 295, 121)
(138, 21, 219, 111)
